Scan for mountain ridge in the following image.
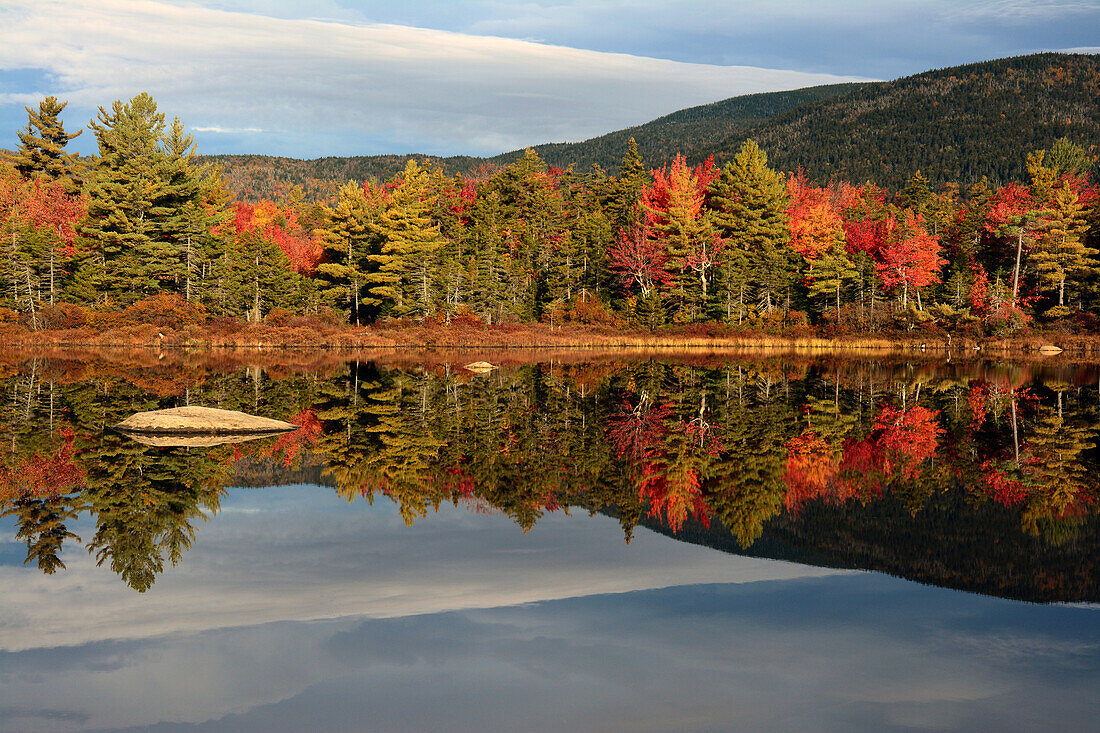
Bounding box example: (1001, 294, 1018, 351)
(201, 52, 1099, 199)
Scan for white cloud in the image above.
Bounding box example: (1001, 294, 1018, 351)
(0, 485, 845, 652)
(0, 0, 870, 156)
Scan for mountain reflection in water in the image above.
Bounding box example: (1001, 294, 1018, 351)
(1, 352, 1098, 601)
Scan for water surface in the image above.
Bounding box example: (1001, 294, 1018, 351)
(2, 352, 1098, 731)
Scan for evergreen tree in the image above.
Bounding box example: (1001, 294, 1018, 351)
(604, 138, 647, 232)
(1031, 181, 1097, 307)
(13, 96, 83, 190)
(317, 181, 378, 323)
(808, 240, 858, 322)
(158, 118, 230, 301)
(75, 93, 171, 302)
(706, 140, 793, 314)
(1027, 149, 1057, 203)
(369, 161, 444, 316)
(1047, 137, 1093, 176)
(465, 190, 512, 323)
(900, 170, 932, 213)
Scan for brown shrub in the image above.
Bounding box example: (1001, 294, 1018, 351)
(568, 295, 622, 327)
(38, 302, 91, 330)
(207, 316, 246, 337)
(119, 293, 207, 328)
(450, 306, 486, 329)
(264, 307, 295, 327)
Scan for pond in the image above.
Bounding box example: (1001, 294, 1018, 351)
(2, 350, 1098, 732)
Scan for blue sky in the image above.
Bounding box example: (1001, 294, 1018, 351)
(1, 1, 1098, 158)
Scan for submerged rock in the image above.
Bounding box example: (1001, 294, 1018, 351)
(114, 406, 298, 435)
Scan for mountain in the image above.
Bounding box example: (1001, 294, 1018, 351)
(484, 83, 867, 172)
(705, 52, 1100, 189)
(202, 83, 862, 200)
(638, 492, 1100, 604)
(202, 52, 1099, 200)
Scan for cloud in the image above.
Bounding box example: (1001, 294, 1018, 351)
(0, 485, 844, 652)
(0, 0, 869, 157)
(4, 574, 1099, 732)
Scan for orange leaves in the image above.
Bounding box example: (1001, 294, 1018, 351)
(0, 432, 85, 503)
(640, 153, 717, 236)
(784, 404, 945, 506)
(0, 168, 87, 252)
(984, 182, 1034, 231)
(869, 405, 943, 481)
(638, 455, 707, 532)
(782, 431, 842, 511)
(607, 399, 714, 532)
(233, 200, 323, 274)
(787, 172, 845, 263)
(875, 211, 946, 293)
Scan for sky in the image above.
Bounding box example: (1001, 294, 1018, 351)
(1, 1, 1098, 159)
(3, 485, 1098, 732)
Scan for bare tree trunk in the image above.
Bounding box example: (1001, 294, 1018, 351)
(1012, 229, 1023, 300)
(185, 236, 193, 301)
(25, 267, 38, 330)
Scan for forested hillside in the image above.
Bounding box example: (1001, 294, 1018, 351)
(201, 53, 1097, 201)
(485, 83, 865, 173)
(202, 83, 861, 201)
(710, 53, 1100, 189)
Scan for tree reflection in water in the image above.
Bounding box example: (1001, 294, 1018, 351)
(1, 354, 1097, 599)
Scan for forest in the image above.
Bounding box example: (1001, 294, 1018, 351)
(1, 87, 1099, 344)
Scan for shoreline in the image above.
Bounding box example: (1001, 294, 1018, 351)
(6, 329, 1100, 366)
(4, 327, 1098, 354)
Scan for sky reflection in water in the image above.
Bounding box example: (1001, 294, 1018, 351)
(1, 355, 1099, 731)
(3, 485, 1099, 733)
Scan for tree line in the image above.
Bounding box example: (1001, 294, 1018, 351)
(2, 358, 1096, 594)
(2, 92, 1098, 334)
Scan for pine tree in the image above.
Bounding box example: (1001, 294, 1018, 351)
(706, 140, 793, 314)
(158, 118, 229, 301)
(75, 93, 171, 303)
(1026, 149, 1057, 203)
(317, 181, 378, 323)
(1031, 181, 1097, 307)
(369, 161, 443, 316)
(605, 138, 647, 232)
(900, 170, 932, 213)
(465, 190, 510, 322)
(807, 240, 858, 322)
(1047, 137, 1093, 176)
(212, 229, 299, 320)
(13, 96, 83, 190)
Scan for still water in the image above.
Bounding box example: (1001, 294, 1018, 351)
(2, 351, 1098, 732)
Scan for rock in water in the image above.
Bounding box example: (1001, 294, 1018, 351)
(1038, 345, 1063, 355)
(463, 361, 498, 373)
(114, 406, 298, 435)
